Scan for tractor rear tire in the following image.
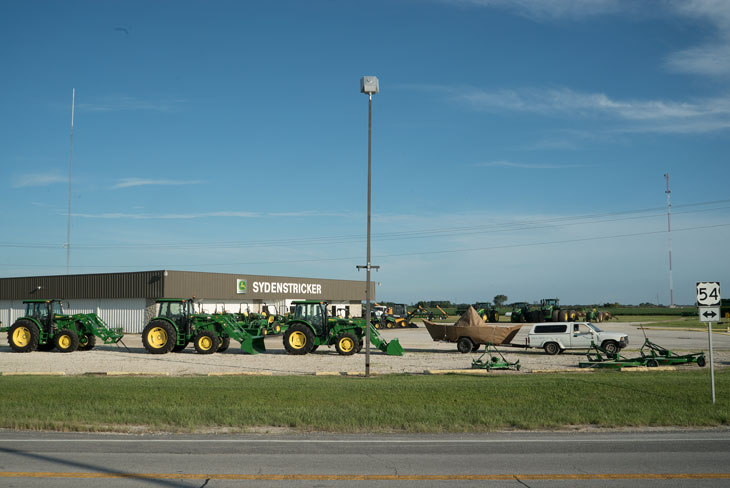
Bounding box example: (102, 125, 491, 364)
(357, 338, 364, 353)
(78, 334, 97, 351)
(8, 320, 40, 353)
(544, 342, 560, 355)
(217, 337, 231, 353)
(335, 333, 358, 356)
(194, 330, 219, 355)
(54, 329, 80, 353)
(283, 324, 315, 355)
(142, 321, 176, 354)
(457, 337, 474, 354)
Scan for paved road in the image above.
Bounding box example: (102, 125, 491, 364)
(1, 431, 729, 487)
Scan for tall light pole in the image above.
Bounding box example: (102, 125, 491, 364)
(358, 76, 379, 377)
(665, 173, 674, 307)
(66, 88, 75, 274)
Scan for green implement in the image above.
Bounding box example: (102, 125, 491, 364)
(639, 337, 706, 368)
(578, 341, 644, 369)
(471, 343, 520, 371)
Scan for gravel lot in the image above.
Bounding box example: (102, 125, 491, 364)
(1, 321, 728, 376)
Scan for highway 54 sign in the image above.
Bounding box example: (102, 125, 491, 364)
(696, 282, 721, 306)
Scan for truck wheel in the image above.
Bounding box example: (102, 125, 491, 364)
(601, 341, 619, 355)
(457, 337, 474, 354)
(335, 333, 357, 356)
(78, 334, 97, 351)
(142, 321, 176, 354)
(217, 337, 231, 353)
(194, 330, 219, 355)
(54, 329, 80, 353)
(283, 324, 314, 355)
(8, 320, 40, 353)
(472, 343, 480, 352)
(543, 342, 560, 355)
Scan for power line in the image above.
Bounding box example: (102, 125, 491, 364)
(3, 221, 729, 270)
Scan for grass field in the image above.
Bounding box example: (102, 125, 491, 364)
(1, 372, 728, 433)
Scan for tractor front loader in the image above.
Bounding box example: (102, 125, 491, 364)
(3, 299, 124, 353)
(142, 298, 265, 355)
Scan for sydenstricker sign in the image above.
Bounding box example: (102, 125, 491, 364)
(251, 281, 323, 295)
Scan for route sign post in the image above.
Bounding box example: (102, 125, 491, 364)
(697, 282, 720, 404)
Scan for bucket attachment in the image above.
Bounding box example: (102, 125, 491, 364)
(240, 335, 266, 355)
(382, 338, 404, 356)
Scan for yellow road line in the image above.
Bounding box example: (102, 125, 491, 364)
(1, 472, 729, 481)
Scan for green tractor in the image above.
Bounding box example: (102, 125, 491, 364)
(527, 298, 577, 323)
(282, 300, 404, 356)
(2, 299, 124, 353)
(474, 302, 500, 323)
(142, 298, 266, 355)
(509, 302, 530, 323)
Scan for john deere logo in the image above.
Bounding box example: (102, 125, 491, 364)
(236, 279, 247, 294)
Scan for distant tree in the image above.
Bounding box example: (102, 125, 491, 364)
(493, 294, 508, 307)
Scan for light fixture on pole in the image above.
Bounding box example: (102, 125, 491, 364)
(358, 76, 379, 378)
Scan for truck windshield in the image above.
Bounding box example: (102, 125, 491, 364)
(586, 322, 602, 332)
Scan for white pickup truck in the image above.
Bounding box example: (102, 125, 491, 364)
(527, 322, 628, 355)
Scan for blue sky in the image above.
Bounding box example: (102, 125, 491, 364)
(1, 0, 729, 305)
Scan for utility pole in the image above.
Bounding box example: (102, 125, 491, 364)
(665, 173, 673, 307)
(66, 88, 75, 274)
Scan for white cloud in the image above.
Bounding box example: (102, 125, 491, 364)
(77, 96, 184, 113)
(12, 174, 66, 188)
(449, 85, 730, 133)
(451, 0, 625, 20)
(112, 178, 203, 189)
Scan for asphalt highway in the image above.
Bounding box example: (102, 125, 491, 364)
(1, 430, 729, 487)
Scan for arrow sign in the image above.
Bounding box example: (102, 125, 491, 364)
(699, 306, 721, 323)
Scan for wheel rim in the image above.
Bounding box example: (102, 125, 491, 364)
(198, 336, 213, 351)
(289, 331, 307, 349)
(12, 327, 31, 347)
(339, 337, 354, 353)
(58, 334, 71, 349)
(147, 327, 168, 348)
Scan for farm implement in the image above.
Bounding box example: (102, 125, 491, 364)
(142, 298, 266, 355)
(283, 300, 403, 356)
(579, 333, 706, 369)
(3, 299, 125, 353)
(471, 343, 520, 371)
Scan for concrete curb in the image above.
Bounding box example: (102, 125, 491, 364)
(207, 372, 273, 376)
(619, 366, 677, 372)
(105, 372, 170, 376)
(425, 369, 490, 375)
(530, 369, 594, 374)
(1, 371, 66, 376)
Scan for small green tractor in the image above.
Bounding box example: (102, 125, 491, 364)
(474, 302, 500, 323)
(142, 298, 266, 355)
(510, 302, 530, 323)
(2, 299, 124, 353)
(282, 300, 403, 356)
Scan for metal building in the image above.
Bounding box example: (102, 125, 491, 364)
(0, 270, 373, 333)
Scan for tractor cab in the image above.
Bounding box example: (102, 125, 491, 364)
(292, 301, 328, 335)
(23, 300, 64, 331)
(156, 299, 195, 334)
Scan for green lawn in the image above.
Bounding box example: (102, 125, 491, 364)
(1, 372, 728, 433)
